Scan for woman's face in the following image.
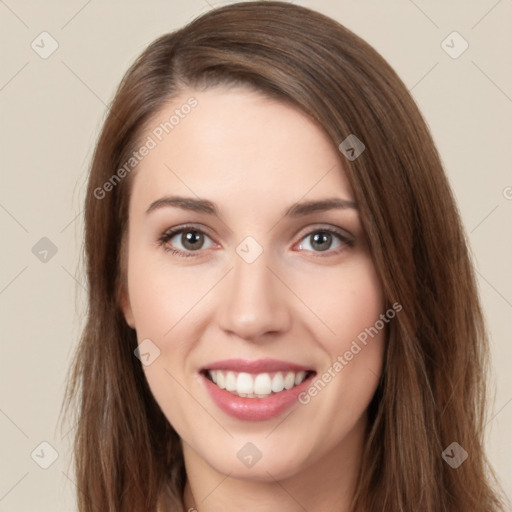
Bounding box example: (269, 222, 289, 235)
(120, 87, 386, 481)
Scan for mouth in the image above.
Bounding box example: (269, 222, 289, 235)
(201, 368, 316, 398)
(198, 358, 316, 421)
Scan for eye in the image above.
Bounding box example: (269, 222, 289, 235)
(157, 225, 216, 258)
(157, 224, 353, 259)
(295, 227, 353, 256)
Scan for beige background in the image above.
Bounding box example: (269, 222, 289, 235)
(1, 0, 510, 509)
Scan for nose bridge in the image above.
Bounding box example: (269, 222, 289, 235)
(217, 238, 290, 340)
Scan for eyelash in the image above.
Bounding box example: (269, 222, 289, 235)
(156, 223, 354, 259)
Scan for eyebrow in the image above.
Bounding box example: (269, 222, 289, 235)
(145, 196, 358, 217)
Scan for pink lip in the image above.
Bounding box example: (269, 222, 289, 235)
(199, 359, 316, 422)
(201, 358, 313, 374)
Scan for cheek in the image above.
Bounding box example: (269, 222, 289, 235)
(126, 250, 201, 337)
(125, 252, 204, 434)
(296, 256, 386, 411)
(295, 255, 385, 355)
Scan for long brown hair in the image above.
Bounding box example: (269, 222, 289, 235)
(61, 2, 507, 510)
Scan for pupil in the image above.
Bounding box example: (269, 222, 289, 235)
(312, 232, 331, 251)
(183, 231, 203, 250)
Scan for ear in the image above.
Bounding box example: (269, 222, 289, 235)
(118, 283, 136, 329)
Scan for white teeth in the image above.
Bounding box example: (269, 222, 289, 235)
(284, 372, 295, 390)
(207, 369, 310, 398)
(271, 372, 284, 393)
(216, 371, 225, 389)
(225, 371, 237, 391)
(254, 373, 272, 395)
(294, 371, 306, 385)
(236, 372, 253, 395)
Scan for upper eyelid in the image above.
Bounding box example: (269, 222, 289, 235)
(160, 223, 217, 242)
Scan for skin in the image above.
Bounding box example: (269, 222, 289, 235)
(120, 87, 386, 512)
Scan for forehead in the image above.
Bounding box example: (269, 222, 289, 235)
(129, 87, 353, 215)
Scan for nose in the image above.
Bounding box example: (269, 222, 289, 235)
(216, 246, 292, 342)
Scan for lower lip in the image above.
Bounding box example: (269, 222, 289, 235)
(200, 372, 315, 421)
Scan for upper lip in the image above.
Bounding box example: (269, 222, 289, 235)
(201, 358, 314, 374)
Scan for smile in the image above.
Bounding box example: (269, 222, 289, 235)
(199, 358, 316, 421)
(204, 369, 312, 398)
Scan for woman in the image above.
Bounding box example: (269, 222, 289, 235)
(62, 2, 508, 510)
